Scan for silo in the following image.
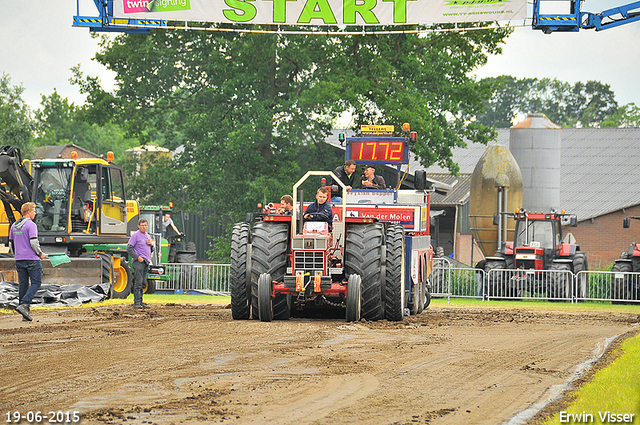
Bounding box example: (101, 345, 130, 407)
(509, 113, 561, 212)
(469, 144, 523, 257)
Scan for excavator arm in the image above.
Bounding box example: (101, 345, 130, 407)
(0, 146, 33, 224)
(534, 0, 640, 32)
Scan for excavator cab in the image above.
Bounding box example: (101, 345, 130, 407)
(29, 159, 130, 254)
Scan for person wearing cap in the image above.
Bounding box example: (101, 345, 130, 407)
(331, 160, 357, 202)
(360, 165, 386, 189)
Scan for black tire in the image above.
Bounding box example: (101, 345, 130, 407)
(251, 222, 289, 320)
(346, 274, 362, 322)
(230, 222, 251, 320)
(258, 273, 273, 322)
(109, 256, 133, 299)
(573, 251, 588, 299)
(145, 279, 156, 294)
(272, 295, 291, 320)
(548, 262, 572, 300)
(484, 260, 506, 298)
(424, 287, 432, 308)
(611, 261, 637, 304)
(345, 222, 384, 321)
(385, 224, 404, 321)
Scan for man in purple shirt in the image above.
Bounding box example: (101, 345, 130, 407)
(127, 218, 154, 309)
(10, 202, 48, 322)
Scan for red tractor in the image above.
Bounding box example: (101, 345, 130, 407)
(483, 209, 588, 299)
(611, 216, 640, 302)
(229, 171, 408, 322)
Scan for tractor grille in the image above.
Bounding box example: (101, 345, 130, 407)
(292, 238, 327, 250)
(294, 251, 325, 272)
(516, 260, 536, 270)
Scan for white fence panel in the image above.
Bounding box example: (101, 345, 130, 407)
(575, 270, 640, 304)
(154, 263, 231, 294)
(484, 268, 576, 301)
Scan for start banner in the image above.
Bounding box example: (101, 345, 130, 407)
(115, 0, 526, 26)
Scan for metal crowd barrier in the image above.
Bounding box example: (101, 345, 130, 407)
(576, 270, 640, 303)
(154, 263, 231, 294)
(429, 263, 640, 304)
(151, 262, 640, 304)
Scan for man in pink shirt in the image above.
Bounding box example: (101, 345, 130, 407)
(126, 218, 154, 309)
(10, 202, 48, 322)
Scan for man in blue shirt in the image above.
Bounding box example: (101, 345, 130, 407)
(10, 202, 48, 322)
(127, 218, 154, 309)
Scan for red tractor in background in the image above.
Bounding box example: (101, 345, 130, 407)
(611, 216, 640, 302)
(484, 209, 589, 299)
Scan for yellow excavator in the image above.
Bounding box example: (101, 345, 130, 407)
(0, 145, 139, 298)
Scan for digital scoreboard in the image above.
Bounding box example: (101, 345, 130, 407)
(345, 137, 409, 165)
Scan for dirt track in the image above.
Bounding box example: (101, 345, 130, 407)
(1, 303, 639, 425)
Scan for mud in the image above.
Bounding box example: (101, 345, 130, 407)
(1, 303, 639, 425)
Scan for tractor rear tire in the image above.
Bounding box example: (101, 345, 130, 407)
(346, 274, 362, 322)
(251, 222, 289, 320)
(257, 273, 273, 322)
(345, 222, 384, 321)
(611, 261, 637, 304)
(230, 222, 251, 320)
(385, 224, 404, 321)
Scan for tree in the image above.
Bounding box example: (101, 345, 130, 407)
(34, 89, 139, 160)
(476, 76, 536, 127)
(477, 76, 619, 128)
(76, 27, 512, 258)
(0, 73, 36, 153)
(601, 103, 640, 128)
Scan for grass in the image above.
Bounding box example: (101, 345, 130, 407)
(429, 296, 640, 314)
(542, 333, 640, 424)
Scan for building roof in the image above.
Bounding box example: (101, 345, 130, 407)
(32, 144, 99, 159)
(428, 173, 472, 206)
(423, 128, 640, 222)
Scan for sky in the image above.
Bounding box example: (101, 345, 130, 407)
(1, 0, 639, 112)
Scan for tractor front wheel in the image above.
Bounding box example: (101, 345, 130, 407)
(548, 262, 572, 301)
(257, 273, 273, 322)
(345, 274, 362, 322)
(611, 261, 638, 304)
(110, 257, 132, 299)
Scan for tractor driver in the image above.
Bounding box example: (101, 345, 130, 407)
(303, 187, 333, 231)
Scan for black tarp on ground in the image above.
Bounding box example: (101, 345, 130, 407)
(0, 281, 110, 309)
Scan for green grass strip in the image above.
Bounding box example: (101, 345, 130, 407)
(543, 333, 640, 424)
